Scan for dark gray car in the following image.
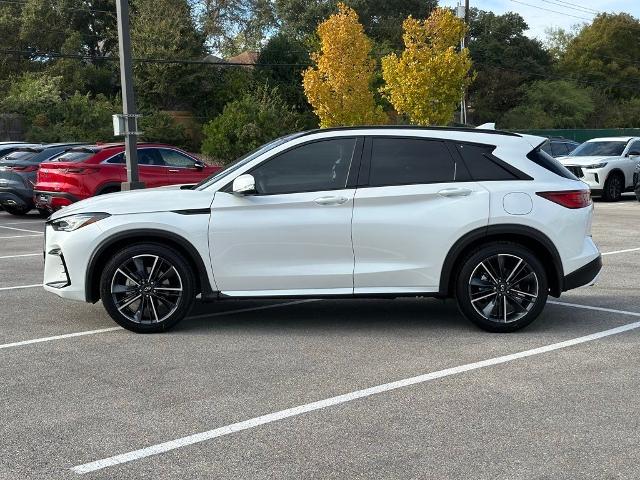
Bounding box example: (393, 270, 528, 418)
(0, 143, 83, 215)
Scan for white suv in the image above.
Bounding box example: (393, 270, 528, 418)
(558, 136, 640, 201)
(43, 127, 601, 333)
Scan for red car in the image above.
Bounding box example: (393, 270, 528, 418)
(34, 143, 220, 210)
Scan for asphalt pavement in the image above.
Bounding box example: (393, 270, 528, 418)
(1, 196, 639, 479)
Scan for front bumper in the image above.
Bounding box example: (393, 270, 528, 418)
(563, 255, 602, 291)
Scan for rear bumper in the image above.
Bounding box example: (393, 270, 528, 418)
(0, 187, 33, 208)
(563, 255, 602, 291)
(34, 190, 80, 210)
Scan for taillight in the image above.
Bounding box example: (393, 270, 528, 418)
(537, 190, 592, 209)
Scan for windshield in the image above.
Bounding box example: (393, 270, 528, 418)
(569, 141, 627, 157)
(194, 133, 303, 190)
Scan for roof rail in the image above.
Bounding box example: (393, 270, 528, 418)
(298, 125, 519, 137)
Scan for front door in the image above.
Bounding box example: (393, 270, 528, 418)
(210, 137, 361, 295)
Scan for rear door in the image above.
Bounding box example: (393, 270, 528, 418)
(137, 148, 166, 187)
(352, 137, 490, 294)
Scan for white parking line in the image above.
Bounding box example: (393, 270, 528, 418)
(0, 220, 44, 225)
(0, 327, 122, 351)
(70, 301, 640, 475)
(0, 225, 43, 234)
(0, 284, 42, 291)
(0, 300, 320, 352)
(0, 234, 43, 239)
(0, 253, 41, 260)
(602, 247, 640, 256)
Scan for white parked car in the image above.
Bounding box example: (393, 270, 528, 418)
(558, 136, 640, 201)
(43, 127, 601, 333)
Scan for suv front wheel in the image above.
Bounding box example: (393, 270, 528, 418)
(456, 242, 548, 332)
(100, 243, 196, 333)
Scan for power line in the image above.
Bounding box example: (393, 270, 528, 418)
(509, 0, 593, 21)
(540, 0, 599, 15)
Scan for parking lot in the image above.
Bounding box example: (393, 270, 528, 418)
(1, 197, 640, 479)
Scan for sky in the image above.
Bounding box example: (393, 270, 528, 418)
(438, 0, 640, 41)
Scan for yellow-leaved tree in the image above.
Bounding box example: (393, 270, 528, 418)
(303, 3, 387, 128)
(380, 8, 474, 126)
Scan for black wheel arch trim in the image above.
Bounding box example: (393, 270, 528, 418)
(439, 224, 564, 298)
(85, 229, 214, 303)
(95, 182, 122, 195)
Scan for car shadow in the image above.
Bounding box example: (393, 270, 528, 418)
(171, 295, 632, 336)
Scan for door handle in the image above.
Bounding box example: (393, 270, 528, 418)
(314, 196, 349, 206)
(437, 187, 472, 198)
(168, 169, 180, 173)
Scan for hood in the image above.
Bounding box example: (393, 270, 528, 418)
(50, 187, 214, 219)
(558, 155, 617, 166)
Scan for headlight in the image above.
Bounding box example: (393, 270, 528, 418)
(584, 162, 607, 169)
(50, 213, 110, 232)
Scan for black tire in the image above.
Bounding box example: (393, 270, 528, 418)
(455, 242, 548, 333)
(3, 204, 31, 216)
(100, 243, 196, 333)
(602, 172, 624, 202)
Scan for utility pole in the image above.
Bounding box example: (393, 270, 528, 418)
(457, 0, 469, 125)
(115, 0, 144, 191)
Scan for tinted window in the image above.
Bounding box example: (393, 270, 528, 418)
(138, 148, 165, 166)
(369, 138, 454, 186)
(106, 152, 125, 164)
(250, 138, 356, 195)
(570, 141, 626, 156)
(527, 148, 578, 180)
(565, 142, 579, 154)
(0, 150, 37, 163)
(550, 142, 567, 157)
(455, 144, 518, 181)
(628, 141, 640, 154)
(159, 149, 196, 167)
(49, 151, 93, 163)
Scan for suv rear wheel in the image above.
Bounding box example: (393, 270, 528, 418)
(455, 242, 548, 332)
(100, 243, 196, 333)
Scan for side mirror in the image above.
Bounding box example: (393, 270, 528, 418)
(194, 160, 205, 170)
(232, 174, 256, 195)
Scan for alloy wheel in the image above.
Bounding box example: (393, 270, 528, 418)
(110, 254, 183, 324)
(468, 253, 539, 323)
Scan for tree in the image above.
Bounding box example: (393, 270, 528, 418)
(201, 85, 304, 163)
(302, 3, 386, 128)
(380, 8, 473, 126)
(191, 0, 275, 56)
(500, 80, 594, 129)
(467, 9, 551, 124)
(274, 0, 437, 49)
(559, 13, 640, 99)
(131, 0, 206, 110)
(256, 33, 312, 113)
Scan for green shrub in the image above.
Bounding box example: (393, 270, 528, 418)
(140, 112, 189, 149)
(201, 85, 305, 164)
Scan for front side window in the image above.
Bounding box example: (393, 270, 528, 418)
(369, 138, 455, 187)
(250, 138, 357, 195)
(159, 149, 196, 167)
(627, 141, 640, 155)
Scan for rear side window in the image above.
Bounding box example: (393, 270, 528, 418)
(369, 138, 454, 186)
(527, 148, 578, 180)
(454, 143, 520, 181)
(49, 151, 93, 163)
